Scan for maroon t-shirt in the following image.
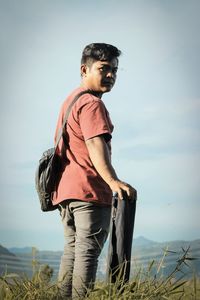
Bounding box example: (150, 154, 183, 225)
(52, 87, 114, 206)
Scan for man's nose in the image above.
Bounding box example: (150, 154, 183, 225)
(106, 71, 114, 78)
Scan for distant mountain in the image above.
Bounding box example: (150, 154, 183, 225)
(132, 237, 200, 261)
(6, 236, 158, 254)
(0, 245, 16, 257)
(0, 244, 21, 275)
(133, 236, 158, 247)
(131, 238, 200, 279)
(133, 238, 200, 256)
(1, 238, 199, 279)
(9, 247, 33, 254)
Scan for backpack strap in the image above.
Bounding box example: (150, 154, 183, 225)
(55, 89, 92, 150)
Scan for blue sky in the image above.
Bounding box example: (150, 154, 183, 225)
(0, 0, 200, 250)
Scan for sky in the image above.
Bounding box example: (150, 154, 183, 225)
(0, 0, 200, 251)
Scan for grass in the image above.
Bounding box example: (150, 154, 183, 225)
(0, 247, 199, 299)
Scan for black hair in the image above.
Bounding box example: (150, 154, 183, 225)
(81, 43, 121, 66)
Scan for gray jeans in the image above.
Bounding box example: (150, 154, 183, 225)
(58, 200, 111, 299)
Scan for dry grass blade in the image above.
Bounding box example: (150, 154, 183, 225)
(157, 247, 169, 274)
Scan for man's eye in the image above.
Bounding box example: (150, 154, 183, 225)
(99, 66, 118, 74)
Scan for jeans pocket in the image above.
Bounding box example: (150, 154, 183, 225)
(91, 227, 109, 251)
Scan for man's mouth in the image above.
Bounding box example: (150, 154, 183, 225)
(102, 80, 114, 86)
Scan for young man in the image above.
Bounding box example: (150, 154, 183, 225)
(53, 43, 136, 299)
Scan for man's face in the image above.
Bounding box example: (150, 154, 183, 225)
(81, 58, 118, 93)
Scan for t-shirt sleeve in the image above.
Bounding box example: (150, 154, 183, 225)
(79, 100, 112, 141)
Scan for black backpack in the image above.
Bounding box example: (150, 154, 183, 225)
(35, 90, 92, 212)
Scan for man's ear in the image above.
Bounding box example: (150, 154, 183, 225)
(80, 64, 88, 77)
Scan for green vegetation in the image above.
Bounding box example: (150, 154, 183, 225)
(0, 247, 199, 299)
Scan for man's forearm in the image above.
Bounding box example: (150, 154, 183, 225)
(85, 136, 118, 186)
(86, 135, 136, 200)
